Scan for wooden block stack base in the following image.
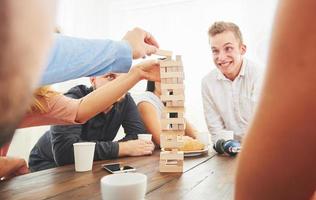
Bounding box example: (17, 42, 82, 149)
(156, 49, 185, 173)
(159, 150, 184, 172)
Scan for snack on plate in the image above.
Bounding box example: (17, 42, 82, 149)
(179, 136, 205, 151)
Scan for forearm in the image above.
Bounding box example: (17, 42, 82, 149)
(0, 157, 27, 178)
(94, 141, 119, 160)
(236, 0, 316, 199)
(185, 120, 198, 139)
(137, 102, 161, 145)
(41, 35, 132, 85)
(76, 68, 142, 123)
(118, 142, 130, 157)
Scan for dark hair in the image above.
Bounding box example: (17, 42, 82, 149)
(146, 81, 155, 92)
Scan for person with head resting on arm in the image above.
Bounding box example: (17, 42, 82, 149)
(29, 72, 155, 172)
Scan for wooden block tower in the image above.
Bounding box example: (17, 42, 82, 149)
(156, 49, 185, 173)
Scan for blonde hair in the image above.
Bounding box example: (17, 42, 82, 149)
(208, 21, 243, 44)
(29, 27, 62, 113)
(30, 86, 59, 113)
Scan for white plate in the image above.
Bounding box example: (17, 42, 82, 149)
(183, 146, 209, 157)
(161, 146, 209, 157)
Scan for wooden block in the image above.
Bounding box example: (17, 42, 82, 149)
(161, 130, 185, 136)
(167, 100, 184, 107)
(160, 151, 184, 160)
(176, 55, 182, 62)
(160, 67, 167, 73)
(160, 72, 184, 79)
(159, 156, 184, 173)
(161, 111, 184, 119)
(167, 66, 176, 72)
(156, 49, 173, 57)
(161, 78, 175, 84)
(162, 66, 183, 73)
(161, 78, 168, 84)
(160, 84, 184, 90)
(161, 123, 184, 131)
(163, 107, 185, 113)
(161, 118, 185, 125)
(177, 77, 184, 83)
(161, 89, 172, 96)
(160, 60, 182, 67)
(178, 124, 185, 130)
(172, 89, 184, 95)
(177, 66, 184, 72)
(160, 135, 184, 149)
(161, 95, 185, 101)
(171, 78, 178, 84)
(161, 89, 184, 97)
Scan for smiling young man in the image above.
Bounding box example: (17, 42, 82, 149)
(201, 21, 263, 144)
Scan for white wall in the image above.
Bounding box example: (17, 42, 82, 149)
(56, 0, 278, 129)
(8, 0, 278, 161)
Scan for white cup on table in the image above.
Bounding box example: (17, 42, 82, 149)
(100, 173, 147, 200)
(213, 130, 234, 144)
(73, 142, 95, 172)
(138, 134, 152, 141)
(197, 132, 210, 146)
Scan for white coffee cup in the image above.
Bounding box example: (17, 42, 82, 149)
(100, 173, 147, 200)
(197, 132, 210, 146)
(214, 130, 234, 142)
(138, 134, 152, 141)
(73, 142, 96, 172)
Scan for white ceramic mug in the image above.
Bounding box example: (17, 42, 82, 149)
(138, 134, 152, 141)
(197, 132, 210, 146)
(214, 130, 234, 143)
(100, 173, 147, 200)
(73, 142, 96, 172)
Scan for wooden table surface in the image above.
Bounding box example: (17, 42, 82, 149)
(0, 149, 237, 200)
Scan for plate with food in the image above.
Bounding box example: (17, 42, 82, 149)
(179, 136, 209, 157)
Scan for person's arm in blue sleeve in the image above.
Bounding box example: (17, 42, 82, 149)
(40, 35, 132, 85)
(40, 27, 159, 85)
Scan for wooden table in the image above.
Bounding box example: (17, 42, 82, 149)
(0, 149, 237, 200)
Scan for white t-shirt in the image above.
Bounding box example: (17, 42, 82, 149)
(132, 91, 164, 118)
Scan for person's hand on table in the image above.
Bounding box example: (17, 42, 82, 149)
(119, 139, 155, 157)
(0, 156, 29, 181)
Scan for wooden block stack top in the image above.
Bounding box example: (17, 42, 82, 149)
(156, 49, 185, 173)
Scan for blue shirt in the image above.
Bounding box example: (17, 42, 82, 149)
(40, 35, 132, 85)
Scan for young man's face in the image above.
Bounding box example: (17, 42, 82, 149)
(209, 31, 246, 80)
(90, 73, 125, 102)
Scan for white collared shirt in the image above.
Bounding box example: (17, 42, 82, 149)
(201, 58, 263, 143)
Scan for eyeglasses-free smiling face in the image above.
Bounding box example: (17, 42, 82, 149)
(210, 31, 246, 81)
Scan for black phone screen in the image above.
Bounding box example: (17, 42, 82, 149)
(102, 163, 135, 173)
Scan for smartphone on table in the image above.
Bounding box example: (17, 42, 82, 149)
(102, 163, 136, 174)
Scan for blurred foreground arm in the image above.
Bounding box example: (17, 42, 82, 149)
(235, 0, 316, 199)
